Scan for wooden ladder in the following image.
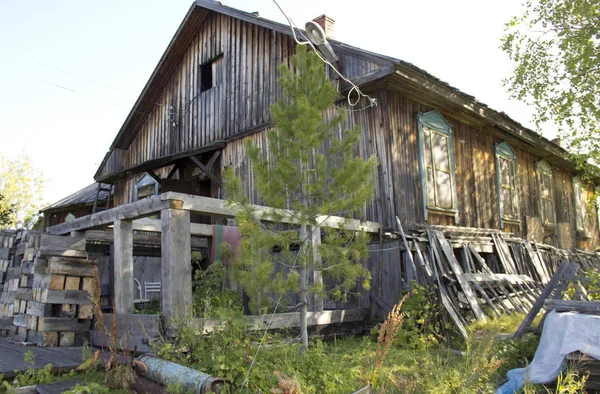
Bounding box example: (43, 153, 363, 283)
(92, 183, 113, 214)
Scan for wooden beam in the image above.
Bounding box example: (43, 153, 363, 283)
(131, 217, 212, 236)
(544, 299, 600, 315)
(189, 155, 222, 187)
(161, 208, 192, 322)
(166, 162, 181, 179)
(47, 192, 382, 235)
(146, 170, 162, 185)
(198, 151, 221, 181)
(161, 192, 382, 233)
(46, 195, 170, 235)
(114, 219, 134, 314)
(513, 262, 571, 338)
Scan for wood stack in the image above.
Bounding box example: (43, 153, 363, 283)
(0, 230, 25, 337)
(0, 231, 97, 346)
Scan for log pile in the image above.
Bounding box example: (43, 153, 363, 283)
(0, 230, 96, 346)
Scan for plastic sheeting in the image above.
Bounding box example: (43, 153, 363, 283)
(497, 311, 600, 393)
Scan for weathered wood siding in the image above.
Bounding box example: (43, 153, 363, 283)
(100, 11, 599, 250)
(221, 90, 393, 227)
(98, 11, 386, 180)
(385, 91, 599, 247)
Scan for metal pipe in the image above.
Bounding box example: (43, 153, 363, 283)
(136, 354, 226, 393)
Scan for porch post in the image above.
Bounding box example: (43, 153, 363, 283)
(161, 205, 192, 322)
(114, 219, 134, 314)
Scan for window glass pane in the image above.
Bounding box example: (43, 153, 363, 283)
(432, 133, 450, 171)
(423, 128, 432, 167)
(545, 200, 555, 224)
(427, 168, 435, 206)
(436, 170, 452, 208)
(511, 189, 519, 217)
(499, 158, 511, 186)
(541, 174, 551, 199)
(502, 188, 512, 216)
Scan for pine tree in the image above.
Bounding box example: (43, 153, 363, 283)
(223, 46, 377, 350)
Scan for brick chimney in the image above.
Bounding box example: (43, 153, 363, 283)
(312, 14, 335, 39)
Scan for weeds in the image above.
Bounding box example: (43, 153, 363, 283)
(89, 267, 136, 391)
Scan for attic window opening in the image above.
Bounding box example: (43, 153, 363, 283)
(200, 62, 213, 92)
(200, 55, 222, 93)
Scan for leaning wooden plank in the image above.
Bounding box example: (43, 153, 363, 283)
(513, 262, 571, 338)
(549, 263, 579, 300)
(544, 299, 600, 315)
(433, 231, 486, 322)
(481, 281, 511, 315)
(37, 317, 91, 332)
(395, 216, 418, 281)
(413, 241, 434, 284)
(472, 282, 501, 317)
(438, 284, 469, 339)
(523, 241, 550, 284)
(497, 281, 526, 314)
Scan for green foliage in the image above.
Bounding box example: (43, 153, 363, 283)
(12, 351, 55, 387)
(165, 382, 196, 394)
(148, 310, 552, 394)
(501, 0, 600, 172)
(224, 45, 377, 345)
(0, 195, 15, 229)
(0, 153, 46, 229)
(566, 267, 600, 300)
(192, 260, 242, 316)
(523, 366, 588, 393)
(63, 383, 111, 394)
(396, 282, 445, 349)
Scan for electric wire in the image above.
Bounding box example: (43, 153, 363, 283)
(271, 0, 377, 110)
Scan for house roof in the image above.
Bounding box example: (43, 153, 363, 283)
(41, 183, 112, 213)
(95, 0, 575, 182)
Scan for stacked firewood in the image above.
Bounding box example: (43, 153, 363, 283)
(0, 231, 96, 346)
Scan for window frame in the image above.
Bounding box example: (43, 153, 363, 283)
(134, 173, 160, 201)
(199, 54, 223, 93)
(536, 160, 556, 228)
(417, 110, 458, 221)
(571, 176, 590, 238)
(494, 142, 520, 228)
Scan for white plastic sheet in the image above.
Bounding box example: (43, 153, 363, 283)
(497, 310, 600, 393)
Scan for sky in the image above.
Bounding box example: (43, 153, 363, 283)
(0, 0, 542, 206)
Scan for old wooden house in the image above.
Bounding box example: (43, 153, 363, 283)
(3, 0, 596, 347)
(83, 0, 599, 249)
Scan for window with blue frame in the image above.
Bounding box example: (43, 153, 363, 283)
(494, 142, 520, 227)
(536, 160, 555, 227)
(417, 111, 458, 220)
